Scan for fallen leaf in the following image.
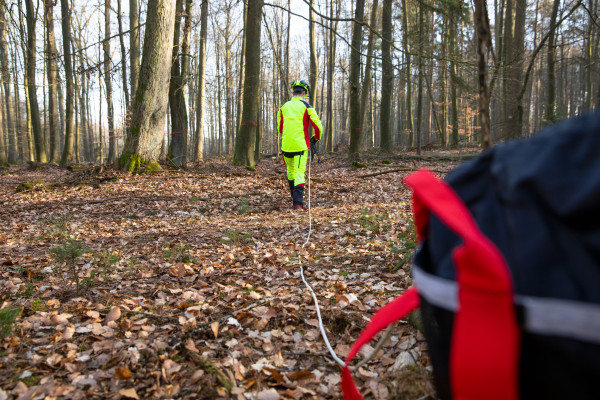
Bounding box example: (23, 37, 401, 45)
(115, 367, 132, 380)
(287, 370, 316, 382)
(119, 388, 139, 399)
(184, 339, 199, 353)
(210, 321, 219, 338)
(105, 307, 121, 323)
(257, 388, 280, 400)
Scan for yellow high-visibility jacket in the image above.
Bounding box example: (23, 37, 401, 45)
(277, 97, 323, 153)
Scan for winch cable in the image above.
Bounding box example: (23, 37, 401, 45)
(297, 149, 394, 371)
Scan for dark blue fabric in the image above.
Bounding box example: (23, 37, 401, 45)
(414, 110, 600, 400)
(421, 109, 600, 302)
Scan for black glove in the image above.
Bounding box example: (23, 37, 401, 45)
(310, 137, 318, 148)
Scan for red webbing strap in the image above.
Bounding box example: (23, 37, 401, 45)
(341, 287, 420, 400)
(405, 170, 520, 400)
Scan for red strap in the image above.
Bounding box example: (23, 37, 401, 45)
(341, 287, 420, 400)
(405, 170, 520, 400)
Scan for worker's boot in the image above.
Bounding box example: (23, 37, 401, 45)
(292, 185, 306, 210)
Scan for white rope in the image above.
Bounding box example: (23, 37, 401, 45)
(298, 151, 345, 367)
(298, 149, 394, 370)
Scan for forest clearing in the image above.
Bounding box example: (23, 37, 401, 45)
(0, 154, 466, 399)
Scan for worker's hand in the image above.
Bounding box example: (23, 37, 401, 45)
(310, 137, 318, 148)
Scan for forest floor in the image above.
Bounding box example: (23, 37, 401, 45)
(0, 151, 467, 400)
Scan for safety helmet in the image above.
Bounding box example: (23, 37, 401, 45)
(291, 80, 310, 96)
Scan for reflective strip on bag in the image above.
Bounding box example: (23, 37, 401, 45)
(413, 265, 600, 344)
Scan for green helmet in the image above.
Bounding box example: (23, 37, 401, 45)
(291, 80, 310, 96)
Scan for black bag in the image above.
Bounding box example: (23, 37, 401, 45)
(342, 110, 600, 400)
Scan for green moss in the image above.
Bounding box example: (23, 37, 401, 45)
(119, 152, 162, 175)
(0, 307, 21, 338)
(15, 180, 46, 193)
(350, 161, 367, 169)
(145, 162, 162, 173)
(119, 151, 142, 174)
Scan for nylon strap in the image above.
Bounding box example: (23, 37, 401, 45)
(341, 287, 420, 399)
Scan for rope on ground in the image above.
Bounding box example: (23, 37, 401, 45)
(298, 150, 394, 370)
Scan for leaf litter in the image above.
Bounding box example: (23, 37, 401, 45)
(0, 156, 458, 399)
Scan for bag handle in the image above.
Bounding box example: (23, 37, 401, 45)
(405, 170, 520, 400)
(341, 170, 520, 400)
(341, 287, 420, 399)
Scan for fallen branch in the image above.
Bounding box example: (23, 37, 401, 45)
(184, 349, 232, 390)
(358, 168, 416, 178)
(359, 167, 449, 178)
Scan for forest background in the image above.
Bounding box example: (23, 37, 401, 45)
(0, 0, 598, 168)
(0, 0, 599, 398)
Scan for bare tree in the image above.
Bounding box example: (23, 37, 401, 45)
(129, 0, 140, 95)
(233, 0, 263, 168)
(380, 0, 393, 151)
(474, 0, 493, 148)
(309, 0, 318, 108)
(59, 0, 75, 166)
(545, 0, 560, 124)
(167, 0, 190, 167)
(120, 0, 176, 171)
(359, 0, 379, 135)
(104, 0, 117, 163)
(401, 0, 415, 147)
(116, 0, 130, 111)
(44, 0, 61, 163)
(193, 0, 208, 162)
(325, 0, 340, 152)
(348, 0, 365, 160)
(25, 0, 47, 162)
(0, 5, 17, 163)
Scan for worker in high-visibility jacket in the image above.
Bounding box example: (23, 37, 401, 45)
(277, 80, 323, 210)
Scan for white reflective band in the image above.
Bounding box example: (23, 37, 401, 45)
(413, 266, 459, 312)
(517, 296, 600, 344)
(412, 265, 600, 345)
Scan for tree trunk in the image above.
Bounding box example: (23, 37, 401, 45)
(193, 0, 208, 162)
(120, 0, 176, 171)
(104, 0, 117, 163)
(449, 18, 459, 148)
(502, 0, 514, 138)
(233, 0, 263, 168)
(129, 0, 140, 96)
(0, 92, 5, 163)
(44, 0, 61, 163)
(474, 0, 493, 148)
(416, 0, 424, 155)
(401, 0, 414, 147)
(116, 0, 130, 111)
(0, 7, 17, 163)
(348, 0, 365, 159)
(13, 52, 25, 162)
(512, 0, 526, 136)
(25, 0, 47, 163)
(59, 0, 75, 166)
(236, 1, 247, 141)
(168, 0, 189, 167)
(360, 0, 379, 135)
(309, 0, 318, 108)
(380, 0, 393, 152)
(324, 0, 340, 152)
(545, 0, 560, 123)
